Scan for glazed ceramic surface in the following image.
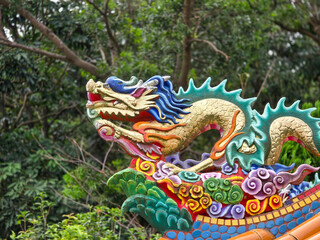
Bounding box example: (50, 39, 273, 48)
(86, 76, 320, 240)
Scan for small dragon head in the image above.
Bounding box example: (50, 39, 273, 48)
(86, 75, 190, 161)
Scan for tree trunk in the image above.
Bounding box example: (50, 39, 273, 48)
(177, 0, 194, 90)
(0, 93, 8, 130)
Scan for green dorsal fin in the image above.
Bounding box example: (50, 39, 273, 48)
(176, 79, 256, 126)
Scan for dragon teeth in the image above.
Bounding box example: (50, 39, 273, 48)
(126, 111, 135, 117)
(98, 107, 136, 118)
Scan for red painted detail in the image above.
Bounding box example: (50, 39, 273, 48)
(157, 181, 184, 209)
(130, 158, 138, 167)
(282, 136, 306, 148)
(310, 187, 317, 193)
(305, 191, 311, 197)
(87, 92, 103, 102)
(298, 194, 305, 200)
(131, 87, 146, 98)
(199, 166, 216, 173)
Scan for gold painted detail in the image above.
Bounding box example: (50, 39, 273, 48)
(238, 141, 257, 154)
(266, 117, 320, 165)
(140, 99, 246, 156)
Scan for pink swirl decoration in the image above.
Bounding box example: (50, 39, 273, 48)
(242, 177, 262, 195)
(248, 168, 276, 179)
(207, 201, 245, 219)
(274, 164, 319, 189)
(273, 175, 285, 189)
(257, 168, 270, 179)
(242, 169, 276, 200)
(263, 182, 277, 195)
(242, 164, 319, 200)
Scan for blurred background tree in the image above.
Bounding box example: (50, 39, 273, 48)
(0, 0, 319, 238)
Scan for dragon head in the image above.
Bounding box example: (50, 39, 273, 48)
(86, 75, 190, 161)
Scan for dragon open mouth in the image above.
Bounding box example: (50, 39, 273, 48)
(86, 83, 154, 121)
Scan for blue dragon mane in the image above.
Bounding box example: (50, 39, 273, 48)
(105, 75, 190, 124)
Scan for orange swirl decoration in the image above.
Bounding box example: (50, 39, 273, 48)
(190, 185, 204, 199)
(199, 193, 212, 209)
(269, 195, 282, 210)
(177, 185, 190, 205)
(245, 198, 268, 216)
(136, 158, 155, 176)
(186, 199, 201, 212)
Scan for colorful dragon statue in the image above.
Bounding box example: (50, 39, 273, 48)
(86, 76, 320, 240)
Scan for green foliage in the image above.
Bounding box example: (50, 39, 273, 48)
(11, 193, 160, 240)
(0, 127, 72, 236)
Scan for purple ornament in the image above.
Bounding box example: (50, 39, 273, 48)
(207, 201, 245, 219)
(222, 162, 238, 175)
(241, 177, 262, 195)
(207, 201, 222, 218)
(152, 161, 181, 184)
(230, 204, 245, 219)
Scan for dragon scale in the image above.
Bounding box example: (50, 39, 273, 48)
(267, 116, 320, 165)
(137, 99, 246, 156)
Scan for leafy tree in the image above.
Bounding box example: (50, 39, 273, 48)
(0, 0, 319, 238)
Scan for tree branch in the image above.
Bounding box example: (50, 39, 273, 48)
(274, 20, 320, 46)
(191, 38, 229, 60)
(50, 187, 90, 209)
(14, 90, 31, 125)
(86, 0, 120, 57)
(0, 0, 103, 77)
(0, 38, 68, 60)
(17, 104, 77, 128)
(256, 59, 276, 100)
(102, 140, 114, 172)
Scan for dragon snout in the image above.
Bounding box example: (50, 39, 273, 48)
(86, 79, 96, 93)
